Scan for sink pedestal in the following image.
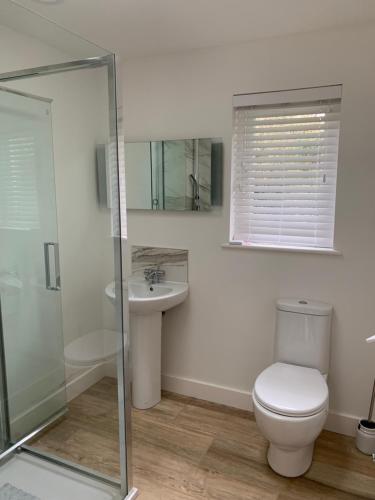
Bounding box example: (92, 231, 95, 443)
(105, 278, 188, 410)
(130, 311, 162, 409)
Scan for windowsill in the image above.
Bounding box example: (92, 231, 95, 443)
(222, 243, 342, 256)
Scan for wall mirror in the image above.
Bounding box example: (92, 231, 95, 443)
(124, 138, 223, 211)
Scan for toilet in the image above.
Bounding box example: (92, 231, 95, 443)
(252, 298, 332, 478)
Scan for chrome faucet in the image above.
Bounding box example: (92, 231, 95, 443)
(144, 267, 165, 284)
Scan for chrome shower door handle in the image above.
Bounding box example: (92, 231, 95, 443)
(44, 242, 61, 291)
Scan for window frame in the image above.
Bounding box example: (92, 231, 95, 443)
(228, 85, 342, 254)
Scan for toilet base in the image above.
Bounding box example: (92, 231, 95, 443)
(267, 442, 314, 477)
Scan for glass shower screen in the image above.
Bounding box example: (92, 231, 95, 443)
(0, 86, 66, 446)
(0, 2, 131, 497)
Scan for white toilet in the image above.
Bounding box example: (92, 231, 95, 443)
(252, 298, 332, 478)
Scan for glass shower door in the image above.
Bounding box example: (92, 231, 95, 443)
(0, 86, 66, 447)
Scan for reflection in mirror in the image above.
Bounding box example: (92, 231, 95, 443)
(125, 138, 223, 211)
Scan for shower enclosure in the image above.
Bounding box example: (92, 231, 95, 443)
(0, 86, 66, 443)
(0, 2, 132, 499)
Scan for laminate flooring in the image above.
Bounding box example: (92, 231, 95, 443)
(32, 378, 375, 499)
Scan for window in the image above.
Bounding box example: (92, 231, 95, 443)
(230, 86, 342, 251)
(0, 130, 39, 231)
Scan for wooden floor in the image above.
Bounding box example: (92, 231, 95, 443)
(32, 378, 375, 499)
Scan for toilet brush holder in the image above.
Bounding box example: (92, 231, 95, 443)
(356, 378, 375, 455)
(356, 420, 375, 455)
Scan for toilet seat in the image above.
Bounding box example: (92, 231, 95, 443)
(254, 362, 328, 418)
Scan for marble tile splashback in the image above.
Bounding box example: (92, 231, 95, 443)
(131, 246, 188, 282)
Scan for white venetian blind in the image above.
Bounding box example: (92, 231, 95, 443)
(231, 87, 341, 249)
(0, 130, 39, 231)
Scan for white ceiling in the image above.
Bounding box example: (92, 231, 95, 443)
(11, 0, 375, 58)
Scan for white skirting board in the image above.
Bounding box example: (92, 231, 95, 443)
(11, 364, 106, 434)
(66, 361, 117, 402)
(102, 360, 118, 379)
(66, 364, 106, 402)
(162, 374, 360, 437)
(324, 411, 361, 437)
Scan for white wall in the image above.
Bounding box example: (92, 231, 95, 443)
(122, 23, 375, 432)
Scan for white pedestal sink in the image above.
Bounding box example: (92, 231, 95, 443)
(105, 278, 188, 409)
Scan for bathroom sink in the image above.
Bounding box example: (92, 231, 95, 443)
(105, 277, 188, 410)
(105, 278, 188, 314)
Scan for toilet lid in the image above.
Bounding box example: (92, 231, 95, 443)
(254, 362, 328, 417)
